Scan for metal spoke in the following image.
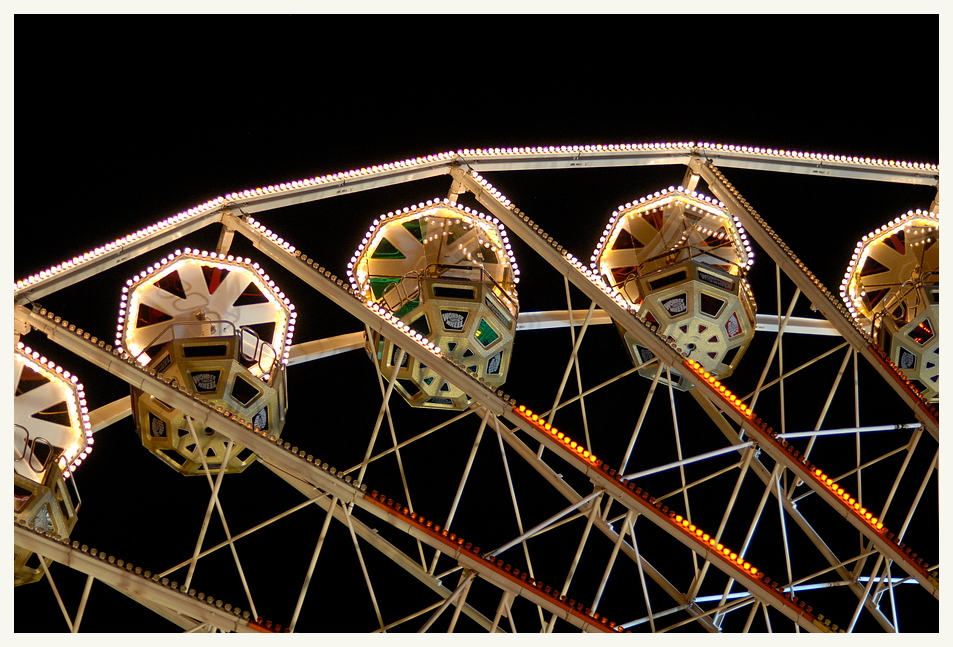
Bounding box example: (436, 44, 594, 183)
(485, 490, 603, 559)
(417, 571, 476, 633)
(341, 407, 478, 476)
(489, 591, 512, 634)
(544, 491, 603, 632)
(542, 296, 597, 458)
(357, 347, 405, 486)
(741, 341, 850, 402)
(183, 439, 234, 592)
(748, 284, 802, 415)
(186, 417, 259, 620)
(289, 494, 338, 632)
(626, 513, 657, 633)
(342, 502, 385, 632)
(71, 574, 95, 633)
(374, 600, 446, 633)
(38, 557, 73, 632)
(427, 410, 490, 575)
(623, 441, 755, 481)
(620, 362, 663, 474)
(491, 419, 541, 611)
(562, 278, 593, 448)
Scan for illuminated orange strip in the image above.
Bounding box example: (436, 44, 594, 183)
(515, 405, 599, 466)
(512, 404, 821, 623)
(363, 490, 627, 632)
(682, 359, 755, 417)
(681, 357, 936, 583)
(247, 618, 285, 633)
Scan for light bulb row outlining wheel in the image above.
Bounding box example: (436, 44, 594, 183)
(13, 144, 938, 633)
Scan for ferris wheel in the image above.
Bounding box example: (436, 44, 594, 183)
(13, 143, 938, 633)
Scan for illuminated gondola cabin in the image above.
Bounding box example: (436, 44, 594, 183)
(118, 251, 295, 475)
(14, 344, 90, 585)
(349, 201, 519, 410)
(842, 212, 939, 402)
(593, 188, 756, 390)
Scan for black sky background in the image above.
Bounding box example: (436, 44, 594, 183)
(12, 14, 940, 634)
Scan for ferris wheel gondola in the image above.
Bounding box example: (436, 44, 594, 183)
(593, 188, 756, 389)
(842, 211, 939, 401)
(118, 251, 296, 475)
(13, 344, 89, 585)
(349, 201, 519, 410)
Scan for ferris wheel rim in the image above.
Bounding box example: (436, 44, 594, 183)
(14, 144, 936, 636)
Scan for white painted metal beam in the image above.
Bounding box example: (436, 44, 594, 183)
(222, 163, 453, 214)
(286, 331, 365, 364)
(457, 145, 937, 186)
(14, 207, 225, 306)
(14, 526, 258, 633)
(89, 396, 133, 433)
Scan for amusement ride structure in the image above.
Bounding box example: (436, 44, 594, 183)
(13, 143, 939, 633)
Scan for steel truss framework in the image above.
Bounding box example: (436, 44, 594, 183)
(13, 143, 939, 633)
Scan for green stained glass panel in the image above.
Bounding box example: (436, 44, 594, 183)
(402, 219, 424, 242)
(372, 237, 406, 259)
(475, 319, 499, 347)
(370, 277, 401, 299)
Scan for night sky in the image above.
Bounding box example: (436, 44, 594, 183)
(13, 15, 940, 634)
